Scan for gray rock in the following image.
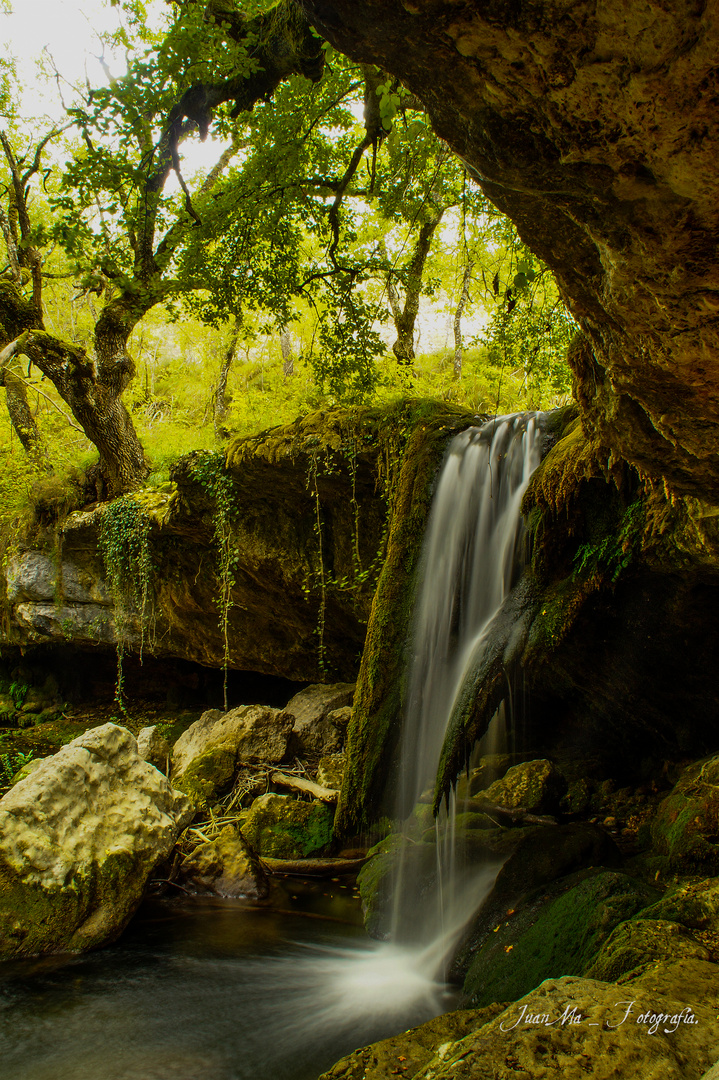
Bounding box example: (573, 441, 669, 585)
(7, 552, 109, 605)
(283, 683, 355, 757)
(137, 726, 171, 773)
(0, 723, 193, 959)
(14, 602, 121, 645)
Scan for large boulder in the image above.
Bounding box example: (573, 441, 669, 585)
(137, 725, 171, 773)
(464, 869, 658, 1008)
(171, 705, 293, 807)
(588, 919, 712, 982)
(179, 825, 268, 900)
(649, 755, 719, 874)
(240, 793, 334, 859)
(0, 723, 193, 959)
(283, 682, 355, 757)
(320, 973, 719, 1080)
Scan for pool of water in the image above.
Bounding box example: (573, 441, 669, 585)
(0, 882, 456, 1080)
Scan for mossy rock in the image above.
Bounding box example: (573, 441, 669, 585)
(481, 758, 566, 814)
(641, 878, 719, 932)
(587, 918, 711, 982)
(463, 869, 658, 1008)
(172, 746, 236, 809)
(240, 793, 334, 859)
(649, 754, 719, 875)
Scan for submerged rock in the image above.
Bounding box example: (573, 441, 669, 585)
(283, 682, 355, 757)
(171, 705, 293, 807)
(0, 723, 193, 959)
(240, 792, 334, 859)
(179, 825, 268, 900)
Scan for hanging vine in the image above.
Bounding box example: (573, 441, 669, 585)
(188, 452, 237, 710)
(98, 496, 154, 713)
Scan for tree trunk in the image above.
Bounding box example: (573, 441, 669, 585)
(214, 320, 241, 434)
(0, 369, 50, 468)
(453, 258, 473, 379)
(390, 209, 444, 365)
(280, 325, 294, 377)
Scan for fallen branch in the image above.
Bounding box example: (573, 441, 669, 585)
(261, 856, 367, 877)
(271, 770, 339, 803)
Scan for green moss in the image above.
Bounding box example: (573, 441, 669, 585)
(464, 870, 657, 1008)
(174, 746, 237, 809)
(240, 794, 334, 858)
(587, 918, 710, 982)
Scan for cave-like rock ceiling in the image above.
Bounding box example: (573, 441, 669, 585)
(300, 0, 719, 499)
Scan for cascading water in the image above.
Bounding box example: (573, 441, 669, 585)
(388, 412, 545, 965)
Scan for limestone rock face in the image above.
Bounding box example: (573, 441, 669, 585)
(171, 706, 293, 807)
(283, 682, 355, 756)
(300, 0, 719, 499)
(240, 792, 334, 859)
(0, 723, 193, 959)
(482, 758, 566, 814)
(179, 825, 268, 899)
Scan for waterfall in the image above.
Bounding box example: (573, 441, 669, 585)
(388, 412, 545, 963)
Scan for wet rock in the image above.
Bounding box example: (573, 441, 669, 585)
(482, 758, 566, 814)
(179, 825, 268, 900)
(453, 823, 621, 978)
(587, 919, 712, 982)
(137, 726, 171, 773)
(240, 792, 334, 859)
(464, 869, 658, 1008)
(0, 723, 193, 959)
(320, 968, 719, 1080)
(171, 705, 292, 808)
(283, 682, 355, 757)
(649, 755, 719, 874)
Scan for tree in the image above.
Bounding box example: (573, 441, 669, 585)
(0, 2, 326, 494)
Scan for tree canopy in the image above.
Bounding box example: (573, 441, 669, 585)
(0, 0, 574, 504)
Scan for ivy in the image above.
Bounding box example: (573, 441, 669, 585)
(189, 451, 238, 710)
(98, 496, 154, 711)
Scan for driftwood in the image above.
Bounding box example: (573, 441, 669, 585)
(270, 770, 339, 803)
(261, 856, 367, 878)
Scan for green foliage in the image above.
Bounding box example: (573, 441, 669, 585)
(0, 749, 34, 794)
(573, 499, 645, 583)
(98, 496, 154, 708)
(188, 451, 238, 709)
